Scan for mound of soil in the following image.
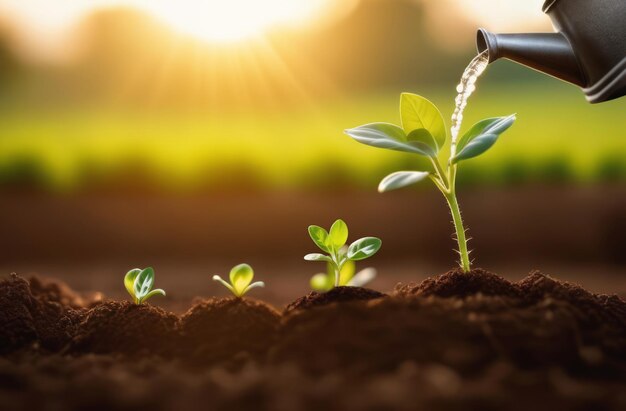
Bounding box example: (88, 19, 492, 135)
(397, 268, 523, 299)
(179, 297, 280, 367)
(70, 301, 178, 356)
(1, 269, 625, 410)
(285, 286, 386, 313)
(0, 274, 82, 354)
(274, 269, 626, 377)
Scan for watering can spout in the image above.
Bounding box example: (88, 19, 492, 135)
(472, 0, 626, 104)
(476, 28, 586, 87)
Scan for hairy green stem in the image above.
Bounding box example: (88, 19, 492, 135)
(444, 192, 471, 272)
(434, 160, 471, 273)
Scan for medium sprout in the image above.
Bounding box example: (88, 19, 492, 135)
(213, 263, 265, 297)
(124, 267, 166, 304)
(304, 219, 382, 289)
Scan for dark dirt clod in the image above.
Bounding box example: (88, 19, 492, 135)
(284, 286, 387, 313)
(0, 274, 81, 354)
(70, 301, 178, 356)
(395, 268, 522, 299)
(0, 275, 39, 354)
(179, 297, 280, 367)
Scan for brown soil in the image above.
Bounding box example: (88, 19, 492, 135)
(275, 270, 626, 378)
(70, 301, 179, 356)
(284, 286, 387, 313)
(0, 269, 625, 410)
(0, 274, 83, 354)
(179, 297, 280, 367)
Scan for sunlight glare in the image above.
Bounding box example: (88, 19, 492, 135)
(138, 0, 328, 43)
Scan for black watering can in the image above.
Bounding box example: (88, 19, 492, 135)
(476, 0, 626, 103)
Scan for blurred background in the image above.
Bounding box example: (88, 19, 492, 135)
(0, 0, 624, 308)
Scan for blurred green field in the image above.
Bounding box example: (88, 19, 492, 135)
(0, 80, 624, 192)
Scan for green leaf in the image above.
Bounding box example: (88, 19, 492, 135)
(452, 134, 498, 163)
(124, 268, 141, 300)
(347, 237, 382, 261)
(308, 225, 330, 252)
(406, 128, 438, 156)
(310, 273, 332, 292)
(327, 219, 348, 250)
(230, 263, 254, 296)
(142, 288, 166, 303)
(134, 267, 155, 301)
(243, 281, 265, 294)
(378, 171, 429, 193)
(344, 123, 435, 157)
(453, 114, 516, 163)
(304, 253, 332, 262)
(400, 93, 447, 149)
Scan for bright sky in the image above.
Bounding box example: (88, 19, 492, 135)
(0, 0, 551, 62)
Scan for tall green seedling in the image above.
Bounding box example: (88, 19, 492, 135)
(345, 93, 515, 272)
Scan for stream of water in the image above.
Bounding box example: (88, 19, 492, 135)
(450, 50, 489, 146)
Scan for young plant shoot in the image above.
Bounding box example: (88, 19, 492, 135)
(345, 93, 515, 272)
(124, 267, 166, 305)
(305, 219, 382, 289)
(310, 259, 377, 292)
(213, 263, 265, 297)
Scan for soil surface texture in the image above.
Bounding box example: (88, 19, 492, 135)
(0, 269, 624, 411)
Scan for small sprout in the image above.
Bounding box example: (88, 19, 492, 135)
(305, 219, 382, 289)
(310, 258, 377, 292)
(213, 263, 265, 297)
(345, 93, 515, 272)
(124, 267, 166, 304)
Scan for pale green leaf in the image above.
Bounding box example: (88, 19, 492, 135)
(347, 237, 382, 261)
(141, 288, 165, 303)
(452, 133, 499, 163)
(378, 171, 429, 193)
(453, 114, 516, 163)
(229, 263, 254, 295)
(134, 267, 154, 300)
(400, 93, 446, 148)
(406, 128, 438, 156)
(304, 253, 332, 262)
(308, 225, 330, 252)
(243, 281, 265, 295)
(124, 268, 141, 300)
(345, 123, 435, 157)
(327, 219, 348, 249)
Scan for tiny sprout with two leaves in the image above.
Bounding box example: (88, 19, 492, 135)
(305, 219, 382, 289)
(213, 263, 265, 297)
(345, 93, 515, 272)
(310, 258, 377, 292)
(124, 267, 166, 304)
